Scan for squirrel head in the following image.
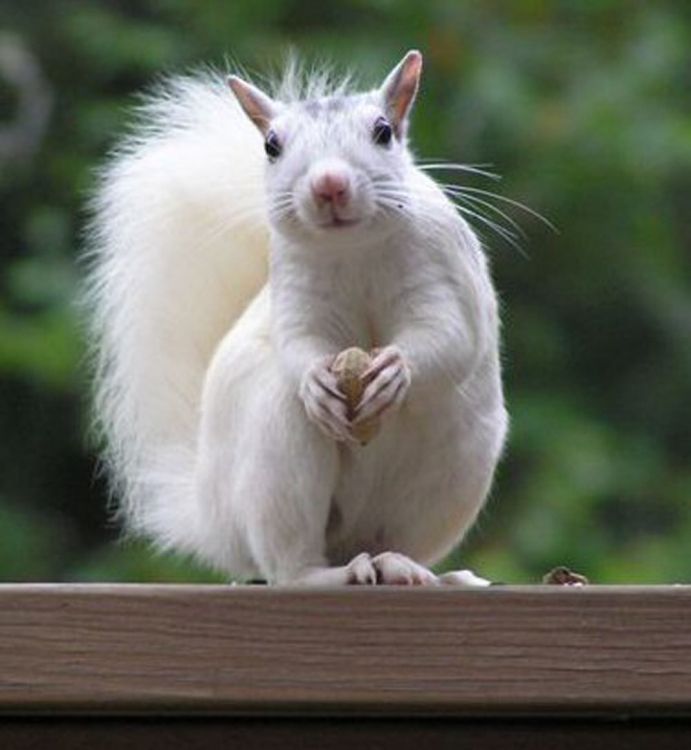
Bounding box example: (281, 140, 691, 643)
(228, 51, 422, 244)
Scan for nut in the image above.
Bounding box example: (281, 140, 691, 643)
(542, 566, 589, 586)
(331, 347, 380, 445)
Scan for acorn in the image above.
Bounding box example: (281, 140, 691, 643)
(331, 347, 380, 445)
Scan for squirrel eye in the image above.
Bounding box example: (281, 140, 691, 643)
(373, 117, 393, 146)
(264, 131, 282, 160)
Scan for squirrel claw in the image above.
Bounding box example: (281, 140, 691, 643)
(300, 357, 357, 443)
(355, 347, 410, 423)
(345, 552, 377, 585)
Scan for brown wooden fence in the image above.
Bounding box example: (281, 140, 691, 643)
(1, 584, 690, 747)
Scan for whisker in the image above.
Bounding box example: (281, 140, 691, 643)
(378, 186, 526, 255)
(441, 186, 527, 239)
(449, 201, 528, 257)
(416, 158, 495, 166)
(375, 189, 411, 202)
(454, 203, 519, 241)
(375, 196, 417, 221)
(417, 162, 502, 181)
(450, 185, 557, 232)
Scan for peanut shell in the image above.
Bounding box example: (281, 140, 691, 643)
(331, 347, 380, 445)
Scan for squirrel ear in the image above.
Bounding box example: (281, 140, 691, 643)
(380, 50, 423, 137)
(227, 76, 278, 135)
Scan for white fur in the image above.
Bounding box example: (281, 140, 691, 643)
(85, 61, 508, 584)
(85, 74, 269, 552)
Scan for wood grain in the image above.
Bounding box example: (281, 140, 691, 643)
(1, 585, 691, 716)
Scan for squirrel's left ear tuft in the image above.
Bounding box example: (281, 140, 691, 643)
(380, 50, 423, 137)
(228, 76, 279, 135)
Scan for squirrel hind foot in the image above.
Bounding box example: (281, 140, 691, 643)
(283, 552, 377, 586)
(371, 551, 439, 586)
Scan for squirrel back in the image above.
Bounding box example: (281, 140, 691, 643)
(86, 73, 269, 533)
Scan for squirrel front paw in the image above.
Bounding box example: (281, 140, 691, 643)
(299, 355, 356, 444)
(353, 345, 411, 424)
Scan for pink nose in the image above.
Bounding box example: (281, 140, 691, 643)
(311, 172, 351, 207)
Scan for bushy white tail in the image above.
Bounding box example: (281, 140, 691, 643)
(85, 73, 269, 550)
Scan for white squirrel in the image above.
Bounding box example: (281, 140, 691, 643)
(86, 50, 508, 586)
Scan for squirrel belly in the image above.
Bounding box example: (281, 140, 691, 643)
(86, 54, 508, 584)
(191, 220, 508, 583)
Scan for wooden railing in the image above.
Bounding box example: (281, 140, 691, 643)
(1, 585, 690, 747)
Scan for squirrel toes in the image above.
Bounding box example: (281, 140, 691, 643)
(85, 50, 508, 585)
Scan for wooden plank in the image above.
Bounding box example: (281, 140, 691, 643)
(1, 585, 690, 716)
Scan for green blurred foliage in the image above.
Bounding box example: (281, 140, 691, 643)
(0, 0, 689, 583)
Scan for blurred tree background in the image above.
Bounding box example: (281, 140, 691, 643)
(0, 0, 689, 584)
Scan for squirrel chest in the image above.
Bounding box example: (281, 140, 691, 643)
(276, 239, 422, 352)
